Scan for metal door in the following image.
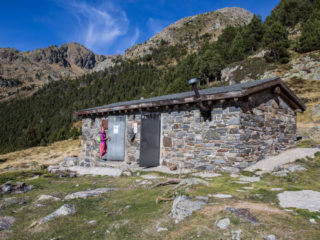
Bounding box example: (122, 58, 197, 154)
(140, 112, 161, 167)
(104, 116, 125, 161)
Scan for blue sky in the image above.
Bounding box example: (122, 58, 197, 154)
(0, 0, 280, 55)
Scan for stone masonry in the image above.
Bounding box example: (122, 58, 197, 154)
(160, 88, 296, 170)
(80, 88, 296, 170)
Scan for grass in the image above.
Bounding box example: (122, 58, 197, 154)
(1, 143, 320, 239)
(1, 156, 320, 239)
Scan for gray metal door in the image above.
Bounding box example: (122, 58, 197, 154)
(140, 112, 161, 167)
(104, 116, 125, 161)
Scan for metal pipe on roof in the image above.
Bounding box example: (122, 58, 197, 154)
(188, 78, 210, 112)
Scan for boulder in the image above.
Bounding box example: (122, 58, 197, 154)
(38, 195, 61, 202)
(232, 229, 242, 240)
(170, 195, 207, 223)
(40, 204, 76, 224)
(277, 190, 320, 212)
(64, 188, 118, 200)
(0, 216, 15, 231)
(217, 218, 230, 229)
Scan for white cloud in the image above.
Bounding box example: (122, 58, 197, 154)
(61, 1, 130, 53)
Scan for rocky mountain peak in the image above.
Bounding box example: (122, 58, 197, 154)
(124, 7, 254, 59)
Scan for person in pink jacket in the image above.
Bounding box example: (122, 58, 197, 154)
(99, 127, 109, 160)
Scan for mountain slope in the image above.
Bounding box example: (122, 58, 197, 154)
(123, 7, 253, 59)
(0, 43, 119, 101)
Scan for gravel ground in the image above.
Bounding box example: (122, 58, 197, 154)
(245, 148, 319, 174)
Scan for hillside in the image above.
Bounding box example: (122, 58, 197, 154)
(123, 7, 253, 59)
(0, 43, 119, 101)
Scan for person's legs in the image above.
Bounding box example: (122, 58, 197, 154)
(100, 142, 105, 158)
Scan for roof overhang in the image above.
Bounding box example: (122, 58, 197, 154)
(76, 77, 306, 117)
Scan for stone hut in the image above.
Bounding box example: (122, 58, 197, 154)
(76, 77, 305, 171)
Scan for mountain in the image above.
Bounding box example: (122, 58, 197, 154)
(123, 7, 253, 59)
(0, 42, 119, 101)
(0, 7, 253, 102)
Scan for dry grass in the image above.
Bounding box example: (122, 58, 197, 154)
(0, 138, 81, 172)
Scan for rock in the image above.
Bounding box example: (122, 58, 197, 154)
(209, 193, 232, 199)
(157, 227, 168, 232)
(140, 180, 153, 185)
(170, 195, 207, 224)
(35, 203, 45, 208)
(277, 190, 320, 212)
(170, 164, 178, 171)
(225, 207, 259, 223)
(220, 167, 240, 174)
(0, 181, 34, 195)
(242, 187, 254, 190)
(41, 204, 76, 224)
(65, 188, 118, 200)
(59, 156, 79, 167)
(270, 188, 283, 191)
(141, 175, 163, 179)
(178, 178, 209, 187)
(231, 229, 242, 240)
(122, 171, 131, 176)
(0, 216, 15, 231)
(192, 172, 221, 178)
(239, 176, 260, 182)
(310, 219, 317, 224)
(216, 218, 230, 229)
(1, 197, 26, 208)
(88, 220, 98, 226)
(195, 196, 209, 201)
(38, 194, 61, 202)
(272, 164, 307, 177)
(235, 181, 249, 184)
(264, 234, 276, 240)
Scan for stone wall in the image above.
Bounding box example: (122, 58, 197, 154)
(160, 89, 296, 170)
(80, 89, 297, 170)
(160, 103, 242, 170)
(80, 117, 105, 167)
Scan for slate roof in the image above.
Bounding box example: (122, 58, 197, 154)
(76, 77, 306, 116)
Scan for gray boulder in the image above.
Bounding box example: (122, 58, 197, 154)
(277, 190, 320, 212)
(264, 234, 276, 240)
(170, 195, 207, 224)
(64, 188, 118, 200)
(216, 218, 230, 229)
(0, 216, 15, 231)
(41, 204, 76, 224)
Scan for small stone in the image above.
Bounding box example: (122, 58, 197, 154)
(220, 167, 240, 174)
(75, 184, 79, 187)
(170, 164, 178, 171)
(310, 219, 317, 224)
(232, 229, 242, 240)
(123, 171, 131, 176)
(242, 187, 254, 190)
(235, 181, 249, 184)
(237, 190, 246, 192)
(239, 176, 260, 182)
(195, 196, 209, 201)
(0, 216, 15, 231)
(217, 218, 230, 230)
(264, 234, 276, 240)
(209, 193, 232, 199)
(88, 220, 98, 226)
(157, 227, 168, 232)
(38, 194, 61, 202)
(270, 188, 283, 191)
